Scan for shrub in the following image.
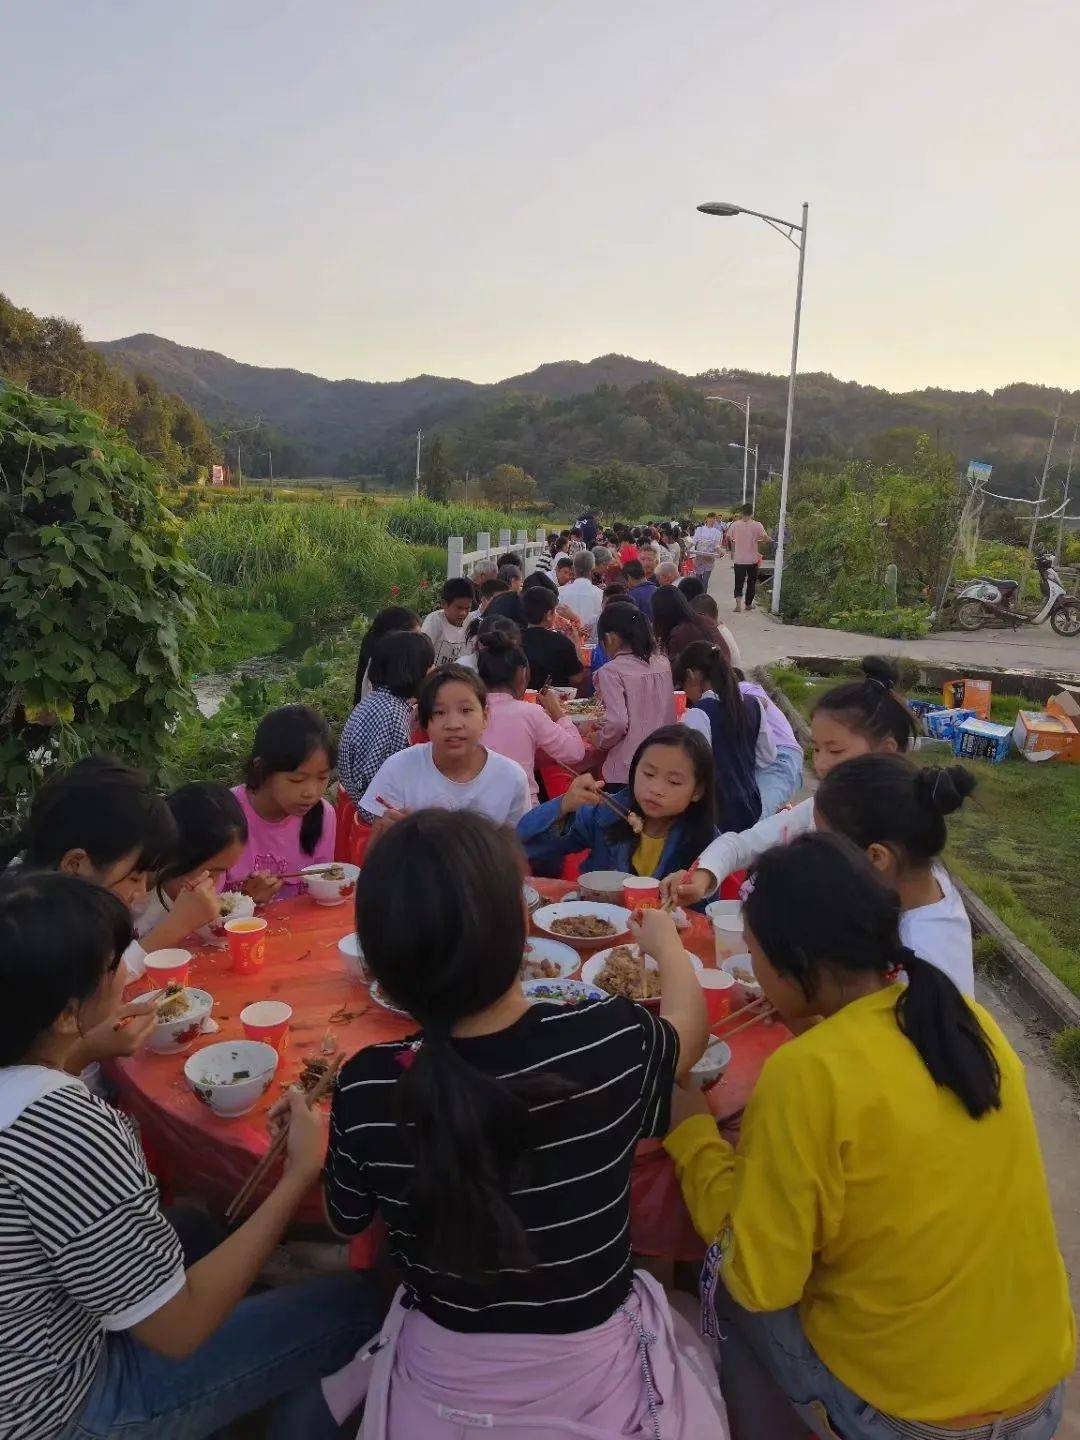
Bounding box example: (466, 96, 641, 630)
(972, 934, 1007, 980)
(0, 386, 211, 814)
(826, 607, 932, 639)
(381, 498, 525, 547)
(1050, 1027, 1080, 1082)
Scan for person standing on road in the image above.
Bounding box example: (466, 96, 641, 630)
(691, 512, 724, 583)
(725, 504, 769, 612)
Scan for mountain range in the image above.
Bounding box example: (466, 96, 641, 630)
(92, 332, 1077, 493)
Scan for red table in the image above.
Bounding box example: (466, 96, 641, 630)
(111, 878, 787, 1260)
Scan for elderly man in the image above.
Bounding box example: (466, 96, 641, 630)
(656, 560, 679, 587)
(558, 549, 604, 639)
(471, 557, 498, 586)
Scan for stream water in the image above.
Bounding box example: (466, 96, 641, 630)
(192, 622, 323, 718)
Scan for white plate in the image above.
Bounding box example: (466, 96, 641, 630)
(582, 947, 704, 990)
(522, 883, 541, 914)
(370, 982, 411, 1016)
(532, 901, 632, 948)
(522, 978, 607, 1007)
(521, 938, 579, 981)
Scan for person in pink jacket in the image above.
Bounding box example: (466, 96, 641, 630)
(593, 602, 676, 784)
(476, 629, 585, 802)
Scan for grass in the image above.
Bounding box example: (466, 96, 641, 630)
(767, 661, 1080, 998)
(199, 608, 293, 671)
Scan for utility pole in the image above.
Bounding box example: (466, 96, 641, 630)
(237, 440, 243, 490)
(414, 429, 422, 498)
(464, 468, 470, 503)
(267, 448, 273, 498)
(1020, 401, 1061, 599)
(1056, 422, 1077, 561)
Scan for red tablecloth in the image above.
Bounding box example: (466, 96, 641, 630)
(111, 878, 787, 1263)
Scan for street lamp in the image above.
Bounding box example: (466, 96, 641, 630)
(706, 393, 751, 505)
(697, 198, 809, 614)
(728, 442, 759, 514)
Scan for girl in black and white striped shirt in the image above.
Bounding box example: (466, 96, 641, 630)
(0, 872, 378, 1440)
(324, 811, 724, 1436)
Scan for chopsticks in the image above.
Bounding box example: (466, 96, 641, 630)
(710, 997, 776, 1042)
(225, 1053, 343, 1223)
(661, 858, 699, 914)
(548, 761, 633, 823)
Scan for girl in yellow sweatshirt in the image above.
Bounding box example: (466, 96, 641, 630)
(665, 832, 1074, 1440)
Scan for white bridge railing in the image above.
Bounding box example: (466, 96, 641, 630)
(447, 527, 548, 580)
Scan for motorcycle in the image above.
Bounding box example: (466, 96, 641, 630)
(951, 552, 1080, 636)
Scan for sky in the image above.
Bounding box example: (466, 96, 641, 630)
(3, 0, 1079, 394)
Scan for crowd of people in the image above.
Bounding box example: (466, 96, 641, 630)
(0, 509, 1074, 1440)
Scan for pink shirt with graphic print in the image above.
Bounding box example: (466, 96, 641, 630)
(224, 785, 336, 896)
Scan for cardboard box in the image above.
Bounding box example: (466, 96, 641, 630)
(954, 718, 1013, 764)
(943, 678, 992, 718)
(1046, 691, 1080, 761)
(1012, 710, 1077, 763)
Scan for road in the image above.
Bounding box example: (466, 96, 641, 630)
(705, 553, 1080, 681)
(704, 551, 1080, 1426)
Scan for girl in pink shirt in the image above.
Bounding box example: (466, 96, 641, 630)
(593, 602, 676, 784)
(477, 629, 585, 802)
(225, 705, 337, 902)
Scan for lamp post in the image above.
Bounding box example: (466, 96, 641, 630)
(414, 429, 423, 498)
(728, 442, 759, 513)
(697, 199, 809, 613)
(706, 393, 751, 505)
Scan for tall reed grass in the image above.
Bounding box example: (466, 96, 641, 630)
(381, 497, 527, 546)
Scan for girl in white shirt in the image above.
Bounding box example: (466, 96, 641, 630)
(360, 665, 531, 833)
(814, 755, 975, 992)
(134, 783, 248, 942)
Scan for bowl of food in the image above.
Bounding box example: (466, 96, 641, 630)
(522, 883, 542, 916)
(337, 932, 370, 983)
(301, 862, 360, 907)
(184, 1040, 279, 1118)
(550, 686, 578, 704)
(582, 946, 703, 1009)
(145, 985, 214, 1054)
(690, 1039, 731, 1091)
(522, 978, 607, 1007)
(532, 901, 631, 949)
(720, 953, 763, 1002)
(199, 890, 255, 943)
(564, 698, 604, 728)
(577, 870, 631, 905)
(522, 938, 579, 981)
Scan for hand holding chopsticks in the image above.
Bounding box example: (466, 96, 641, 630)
(226, 1053, 342, 1223)
(549, 763, 637, 826)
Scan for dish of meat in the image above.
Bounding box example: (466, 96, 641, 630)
(593, 946, 661, 1001)
(532, 901, 632, 949)
(550, 914, 617, 939)
(521, 939, 579, 981)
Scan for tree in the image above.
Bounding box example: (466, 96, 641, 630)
(479, 463, 536, 510)
(580, 461, 663, 519)
(421, 435, 454, 502)
(0, 386, 212, 814)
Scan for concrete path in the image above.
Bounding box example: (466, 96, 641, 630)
(705, 554, 1080, 681)
(704, 551, 1080, 1424)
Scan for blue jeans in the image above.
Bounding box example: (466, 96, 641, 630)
(713, 1284, 1064, 1440)
(56, 1272, 380, 1440)
(756, 746, 804, 817)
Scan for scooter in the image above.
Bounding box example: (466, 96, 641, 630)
(951, 552, 1080, 636)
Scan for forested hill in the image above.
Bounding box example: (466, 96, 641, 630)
(91, 329, 1075, 495)
(0, 296, 217, 482)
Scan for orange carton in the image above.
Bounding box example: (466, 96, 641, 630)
(1046, 692, 1080, 762)
(943, 678, 991, 718)
(1011, 710, 1078, 763)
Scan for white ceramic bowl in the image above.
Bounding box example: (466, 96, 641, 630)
(532, 901, 632, 949)
(337, 932, 369, 983)
(550, 686, 578, 703)
(706, 899, 743, 933)
(145, 987, 214, 1054)
(522, 978, 607, 1006)
(690, 1039, 732, 1090)
(522, 883, 542, 916)
(184, 1041, 279, 1118)
(720, 953, 763, 1001)
(199, 892, 255, 944)
(577, 870, 631, 904)
(302, 862, 360, 907)
(581, 948, 702, 1009)
(522, 938, 580, 981)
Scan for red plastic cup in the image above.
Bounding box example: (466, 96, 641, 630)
(577, 643, 593, 666)
(523, 689, 539, 704)
(673, 690, 688, 718)
(699, 969, 735, 1026)
(225, 917, 268, 976)
(144, 948, 192, 988)
(240, 1000, 292, 1053)
(622, 876, 661, 911)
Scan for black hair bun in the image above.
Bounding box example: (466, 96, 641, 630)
(477, 629, 515, 653)
(915, 765, 976, 816)
(860, 655, 899, 692)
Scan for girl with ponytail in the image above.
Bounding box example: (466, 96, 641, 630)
(665, 833, 1073, 1440)
(815, 754, 977, 993)
(474, 627, 585, 803)
(593, 602, 677, 784)
(325, 810, 724, 1436)
(663, 654, 919, 907)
